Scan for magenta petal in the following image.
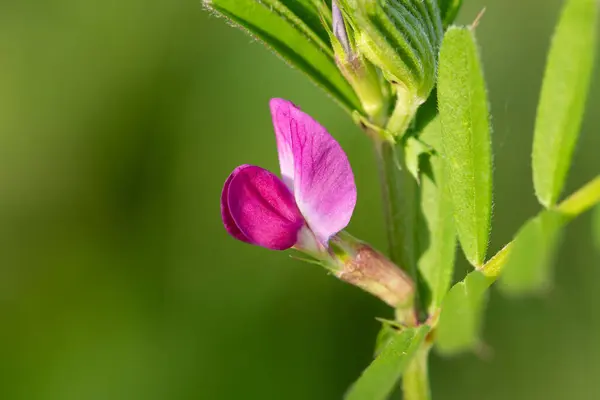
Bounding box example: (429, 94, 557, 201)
(227, 165, 305, 250)
(221, 165, 253, 243)
(270, 98, 357, 245)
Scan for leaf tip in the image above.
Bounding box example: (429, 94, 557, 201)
(534, 189, 553, 209)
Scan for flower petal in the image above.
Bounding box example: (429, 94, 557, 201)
(270, 98, 298, 189)
(270, 98, 357, 245)
(227, 165, 305, 250)
(221, 165, 253, 243)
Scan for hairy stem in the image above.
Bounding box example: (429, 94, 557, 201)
(375, 140, 425, 321)
(370, 102, 429, 400)
(375, 140, 409, 270)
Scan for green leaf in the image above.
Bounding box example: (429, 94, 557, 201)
(438, 27, 493, 267)
(438, 0, 463, 27)
(436, 176, 600, 354)
(435, 270, 492, 355)
(417, 115, 457, 313)
(499, 211, 567, 295)
(532, 0, 598, 207)
(204, 0, 361, 113)
(345, 325, 430, 400)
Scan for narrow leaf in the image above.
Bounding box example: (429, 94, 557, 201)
(417, 115, 457, 313)
(204, 0, 361, 113)
(435, 270, 492, 355)
(345, 325, 430, 400)
(499, 211, 566, 295)
(438, 27, 493, 267)
(532, 0, 598, 207)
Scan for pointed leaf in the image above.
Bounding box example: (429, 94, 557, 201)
(499, 211, 566, 295)
(435, 270, 492, 355)
(532, 0, 598, 207)
(204, 0, 361, 113)
(438, 27, 493, 267)
(345, 325, 430, 400)
(417, 115, 457, 313)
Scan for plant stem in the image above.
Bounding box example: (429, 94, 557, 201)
(556, 175, 600, 217)
(374, 140, 408, 269)
(371, 102, 431, 399)
(375, 139, 424, 320)
(386, 86, 419, 138)
(481, 175, 600, 280)
(402, 347, 431, 400)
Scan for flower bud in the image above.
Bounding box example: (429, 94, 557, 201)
(330, 1, 391, 122)
(335, 0, 443, 134)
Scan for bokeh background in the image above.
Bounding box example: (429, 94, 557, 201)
(1, 0, 599, 399)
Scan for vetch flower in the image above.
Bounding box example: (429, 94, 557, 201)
(221, 98, 357, 252)
(220, 98, 415, 315)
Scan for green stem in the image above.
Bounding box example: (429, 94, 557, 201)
(375, 140, 407, 269)
(375, 140, 424, 321)
(481, 175, 600, 280)
(402, 347, 431, 400)
(556, 175, 600, 217)
(386, 86, 420, 137)
(371, 102, 430, 400)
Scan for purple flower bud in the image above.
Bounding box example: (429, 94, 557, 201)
(332, 0, 352, 56)
(221, 99, 357, 251)
(329, 1, 390, 122)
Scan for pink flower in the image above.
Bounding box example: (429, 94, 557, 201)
(220, 99, 357, 251)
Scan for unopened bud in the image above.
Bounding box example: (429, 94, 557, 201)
(330, 0, 390, 122)
(332, 0, 352, 56)
(335, 0, 444, 135)
(356, 0, 442, 100)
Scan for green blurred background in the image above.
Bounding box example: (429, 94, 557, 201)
(1, 0, 599, 399)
